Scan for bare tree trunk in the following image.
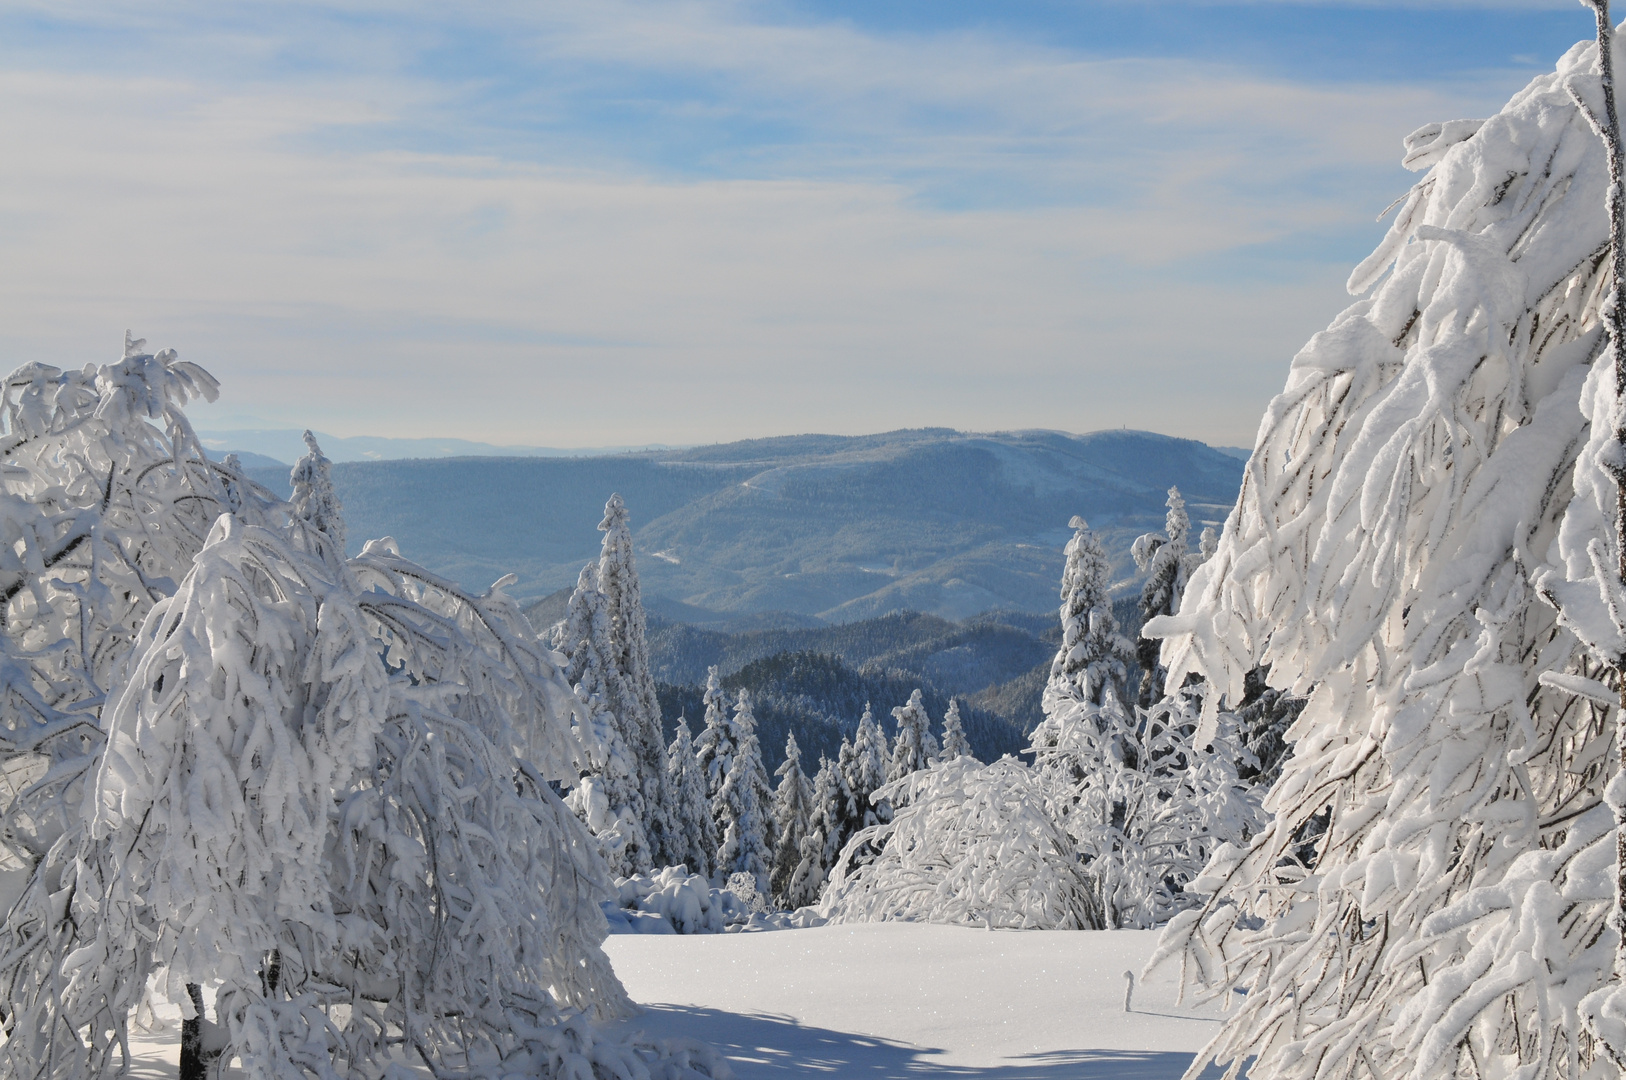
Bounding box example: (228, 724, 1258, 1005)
(179, 982, 206, 1080)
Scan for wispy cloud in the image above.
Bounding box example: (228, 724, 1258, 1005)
(0, 1, 1580, 446)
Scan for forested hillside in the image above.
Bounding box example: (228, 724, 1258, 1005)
(656, 651, 1027, 774)
(241, 427, 1241, 623)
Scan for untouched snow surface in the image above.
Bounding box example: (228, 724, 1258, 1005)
(604, 923, 1227, 1078)
(121, 923, 1226, 1077)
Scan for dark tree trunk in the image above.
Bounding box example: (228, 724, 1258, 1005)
(179, 982, 206, 1080)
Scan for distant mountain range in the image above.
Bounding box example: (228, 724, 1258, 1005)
(199, 428, 674, 465)
(238, 427, 1244, 625)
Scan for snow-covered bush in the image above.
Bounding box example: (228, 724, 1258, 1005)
(1146, 27, 1626, 1079)
(1030, 686, 1262, 930)
(819, 757, 1103, 931)
(604, 866, 824, 935)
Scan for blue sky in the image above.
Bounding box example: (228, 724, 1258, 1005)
(0, 0, 1588, 447)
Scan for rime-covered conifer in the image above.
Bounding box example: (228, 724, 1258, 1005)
(786, 755, 845, 908)
(694, 666, 735, 801)
(845, 703, 890, 829)
(938, 699, 974, 762)
(1146, 37, 1626, 1077)
(1052, 516, 1135, 706)
(289, 430, 345, 559)
(1131, 488, 1190, 708)
(887, 689, 938, 785)
(557, 564, 651, 875)
(712, 689, 774, 889)
(769, 732, 815, 906)
(665, 717, 716, 879)
(595, 494, 675, 868)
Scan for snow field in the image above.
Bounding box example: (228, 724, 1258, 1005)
(603, 923, 1226, 1077)
(117, 924, 1222, 1078)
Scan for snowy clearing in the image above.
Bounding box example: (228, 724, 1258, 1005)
(602, 923, 1228, 1078)
(121, 924, 1226, 1078)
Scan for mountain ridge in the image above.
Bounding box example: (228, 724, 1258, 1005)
(242, 426, 1242, 624)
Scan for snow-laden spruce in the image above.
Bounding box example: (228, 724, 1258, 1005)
(768, 732, 815, 907)
(0, 337, 281, 869)
(842, 702, 891, 834)
(694, 667, 735, 801)
(289, 429, 345, 559)
(595, 494, 675, 867)
(557, 563, 653, 876)
(938, 699, 974, 762)
(887, 689, 938, 785)
(819, 757, 1104, 930)
(785, 754, 848, 909)
(1053, 516, 1137, 706)
(712, 689, 774, 890)
(1146, 29, 1626, 1080)
(666, 717, 718, 879)
(1132, 488, 1209, 708)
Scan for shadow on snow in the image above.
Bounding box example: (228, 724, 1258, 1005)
(619, 1004, 1237, 1079)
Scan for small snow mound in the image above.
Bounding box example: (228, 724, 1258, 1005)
(604, 866, 826, 934)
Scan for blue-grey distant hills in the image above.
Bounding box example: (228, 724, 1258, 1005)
(238, 427, 1244, 625)
(199, 428, 674, 465)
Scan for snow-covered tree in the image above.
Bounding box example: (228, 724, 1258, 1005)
(769, 732, 815, 906)
(786, 755, 846, 909)
(1145, 32, 1626, 1079)
(0, 340, 731, 1080)
(0, 337, 281, 868)
(665, 717, 717, 879)
(1131, 488, 1191, 708)
(694, 666, 735, 801)
(843, 703, 890, 831)
(1052, 516, 1136, 706)
(0, 494, 733, 1080)
(887, 689, 938, 784)
(820, 757, 1103, 931)
(289, 429, 344, 559)
(595, 494, 675, 868)
(557, 563, 652, 876)
(712, 689, 774, 890)
(937, 699, 974, 762)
